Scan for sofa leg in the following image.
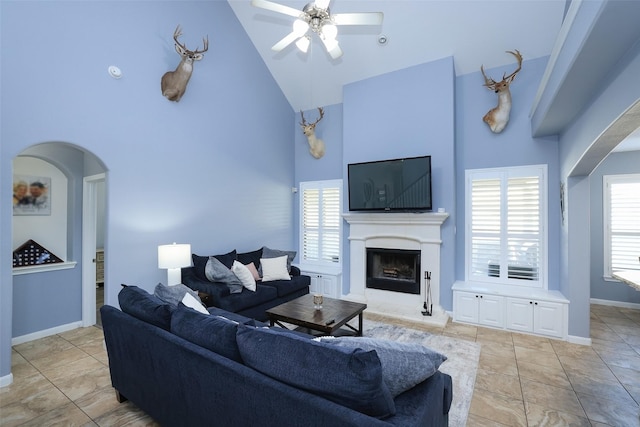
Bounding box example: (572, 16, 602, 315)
(115, 389, 128, 403)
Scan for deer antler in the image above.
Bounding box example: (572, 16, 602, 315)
(172, 25, 209, 54)
(481, 50, 522, 91)
(300, 107, 324, 126)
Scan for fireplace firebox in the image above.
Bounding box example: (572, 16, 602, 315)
(366, 248, 421, 294)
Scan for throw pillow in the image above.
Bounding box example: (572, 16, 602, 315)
(262, 246, 296, 272)
(236, 325, 395, 418)
(154, 282, 200, 307)
(118, 284, 174, 330)
(244, 262, 261, 281)
(315, 336, 447, 397)
(192, 250, 237, 281)
(205, 256, 243, 294)
(231, 260, 256, 291)
(236, 248, 263, 271)
(260, 255, 291, 282)
(181, 293, 210, 315)
(171, 307, 242, 362)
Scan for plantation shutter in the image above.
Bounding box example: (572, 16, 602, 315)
(301, 180, 342, 265)
(467, 166, 545, 287)
(605, 175, 640, 273)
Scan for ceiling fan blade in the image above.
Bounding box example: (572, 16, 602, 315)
(251, 0, 303, 18)
(332, 12, 383, 26)
(271, 31, 299, 52)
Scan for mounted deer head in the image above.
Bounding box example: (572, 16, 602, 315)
(300, 107, 326, 159)
(481, 50, 523, 133)
(161, 25, 208, 102)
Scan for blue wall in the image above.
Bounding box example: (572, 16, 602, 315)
(455, 55, 561, 290)
(1, 1, 294, 381)
(342, 57, 456, 306)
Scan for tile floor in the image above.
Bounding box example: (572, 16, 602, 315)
(1, 303, 639, 426)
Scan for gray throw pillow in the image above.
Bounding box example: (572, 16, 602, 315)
(316, 336, 447, 397)
(205, 256, 243, 294)
(154, 282, 201, 307)
(262, 246, 296, 272)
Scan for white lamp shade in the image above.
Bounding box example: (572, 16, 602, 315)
(295, 35, 310, 53)
(293, 19, 309, 36)
(315, 0, 330, 9)
(321, 23, 337, 40)
(158, 243, 191, 269)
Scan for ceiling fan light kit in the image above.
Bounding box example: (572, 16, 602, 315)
(251, 0, 383, 59)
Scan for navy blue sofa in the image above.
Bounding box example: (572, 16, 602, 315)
(101, 286, 452, 427)
(181, 248, 310, 321)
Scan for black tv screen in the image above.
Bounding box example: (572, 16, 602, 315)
(348, 156, 432, 212)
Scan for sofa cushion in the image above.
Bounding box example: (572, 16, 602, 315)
(244, 262, 262, 281)
(260, 255, 291, 282)
(192, 250, 237, 281)
(236, 325, 395, 418)
(118, 285, 174, 330)
(262, 246, 296, 272)
(180, 293, 210, 314)
(205, 257, 243, 293)
(315, 336, 447, 397)
(154, 282, 200, 307)
(216, 285, 278, 313)
(231, 260, 256, 291)
(171, 307, 243, 362)
(236, 248, 263, 271)
(258, 275, 310, 297)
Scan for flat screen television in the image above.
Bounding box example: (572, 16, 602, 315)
(348, 155, 432, 212)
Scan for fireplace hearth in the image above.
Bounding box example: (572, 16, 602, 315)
(366, 248, 420, 294)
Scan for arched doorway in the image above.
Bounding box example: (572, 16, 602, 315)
(12, 142, 107, 340)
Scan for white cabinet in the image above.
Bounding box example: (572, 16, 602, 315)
(452, 282, 568, 339)
(454, 291, 504, 328)
(506, 298, 564, 338)
(300, 269, 341, 299)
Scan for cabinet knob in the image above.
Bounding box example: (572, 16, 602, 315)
(535, 302, 538, 305)
(530, 301, 533, 304)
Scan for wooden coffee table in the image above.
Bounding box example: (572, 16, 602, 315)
(266, 294, 367, 336)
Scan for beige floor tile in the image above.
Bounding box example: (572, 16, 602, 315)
(591, 337, 637, 355)
(479, 340, 515, 359)
(40, 355, 105, 384)
(0, 372, 51, 408)
(18, 401, 93, 427)
(520, 379, 586, 419)
(524, 401, 591, 427)
(466, 413, 512, 426)
(474, 369, 522, 400)
(598, 348, 640, 372)
(476, 327, 513, 345)
(469, 388, 527, 427)
(610, 364, 640, 389)
(567, 369, 636, 403)
(479, 353, 518, 376)
(443, 321, 478, 340)
(551, 339, 602, 359)
(93, 401, 161, 427)
(515, 345, 561, 368)
(13, 335, 76, 361)
(577, 393, 640, 426)
(511, 333, 554, 353)
(59, 325, 104, 345)
(517, 360, 571, 389)
(559, 354, 614, 379)
(0, 384, 71, 427)
(74, 385, 125, 419)
(28, 346, 90, 373)
(55, 366, 112, 401)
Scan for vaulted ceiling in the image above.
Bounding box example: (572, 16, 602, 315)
(229, 0, 640, 151)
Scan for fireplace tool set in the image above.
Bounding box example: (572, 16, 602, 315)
(422, 271, 432, 316)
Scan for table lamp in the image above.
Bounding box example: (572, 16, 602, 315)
(158, 243, 191, 286)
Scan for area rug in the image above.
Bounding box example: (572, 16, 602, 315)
(363, 319, 481, 427)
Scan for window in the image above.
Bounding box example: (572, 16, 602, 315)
(465, 165, 547, 288)
(603, 174, 640, 276)
(300, 180, 342, 266)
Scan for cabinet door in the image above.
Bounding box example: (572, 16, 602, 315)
(319, 275, 337, 298)
(478, 295, 504, 328)
(506, 297, 534, 332)
(454, 291, 479, 323)
(304, 273, 320, 294)
(534, 301, 564, 338)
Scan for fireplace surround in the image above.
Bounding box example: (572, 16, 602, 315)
(343, 212, 449, 326)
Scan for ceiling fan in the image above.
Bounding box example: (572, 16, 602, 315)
(251, 0, 384, 59)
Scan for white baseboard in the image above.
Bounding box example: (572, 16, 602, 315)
(11, 321, 83, 346)
(567, 335, 592, 346)
(591, 298, 640, 310)
(0, 373, 14, 388)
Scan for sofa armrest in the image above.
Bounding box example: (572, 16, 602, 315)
(290, 265, 301, 276)
(181, 267, 231, 304)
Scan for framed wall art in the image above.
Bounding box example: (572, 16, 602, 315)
(13, 175, 51, 216)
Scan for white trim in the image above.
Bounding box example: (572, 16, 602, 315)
(82, 173, 105, 327)
(591, 298, 640, 310)
(12, 261, 77, 275)
(0, 373, 14, 388)
(567, 335, 592, 346)
(11, 321, 83, 346)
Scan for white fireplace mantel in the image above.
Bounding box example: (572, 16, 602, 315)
(343, 212, 450, 327)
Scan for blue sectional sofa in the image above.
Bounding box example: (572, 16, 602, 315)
(181, 247, 310, 321)
(101, 285, 453, 427)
